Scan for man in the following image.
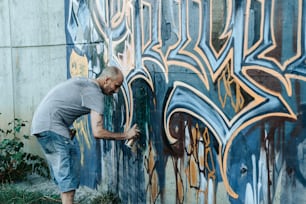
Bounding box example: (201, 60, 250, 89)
(31, 66, 139, 204)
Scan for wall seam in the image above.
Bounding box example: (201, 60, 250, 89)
(8, 0, 15, 125)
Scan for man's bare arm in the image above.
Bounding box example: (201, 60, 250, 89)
(90, 110, 139, 140)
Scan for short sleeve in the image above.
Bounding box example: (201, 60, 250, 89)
(81, 89, 104, 114)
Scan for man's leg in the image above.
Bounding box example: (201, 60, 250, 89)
(61, 190, 75, 204)
(36, 131, 80, 203)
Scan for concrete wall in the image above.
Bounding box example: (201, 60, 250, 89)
(0, 0, 67, 155)
(2, 0, 306, 204)
(64, 1, 306, 204)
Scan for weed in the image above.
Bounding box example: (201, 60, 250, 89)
(0, 184, 61, 204)
(0, 114, 49, 183)
(90, 191, 122, 204)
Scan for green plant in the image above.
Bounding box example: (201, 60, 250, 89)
(0, 184, 61, 204)
(91, 191, 122, 204)
(0, 116, 49, 183)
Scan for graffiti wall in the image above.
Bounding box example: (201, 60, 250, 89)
(65, 0, 306, 203)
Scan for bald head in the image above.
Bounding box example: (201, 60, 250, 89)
(99, 66, 123, 81)
(97, 66, 124, 95)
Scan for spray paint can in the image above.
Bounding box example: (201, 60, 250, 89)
(125, 138, 137, 149)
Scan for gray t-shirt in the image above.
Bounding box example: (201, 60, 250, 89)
(31, 77, 104, 138)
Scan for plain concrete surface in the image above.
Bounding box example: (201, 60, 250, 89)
(0, 0, 11, 47)
(0, 0, 67, 156)
(12, 45, 67, 155)
(9, 0, 66, 47)
(0, 48, 14, 126)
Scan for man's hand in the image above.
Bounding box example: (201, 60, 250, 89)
(125, 124, 140, 140)
(90, 110, 141, 140)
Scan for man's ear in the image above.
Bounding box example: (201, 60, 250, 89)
(104, 77, 111, 84)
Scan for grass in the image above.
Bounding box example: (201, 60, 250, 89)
(0, 184, 122, 204)
(0, 185, 61, 204)
(90, 191, 122, 204)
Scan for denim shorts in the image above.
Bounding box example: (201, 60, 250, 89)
(36, 131, 80, 192)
